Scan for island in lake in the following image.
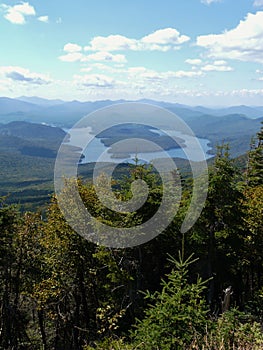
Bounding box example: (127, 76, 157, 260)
(96, 123, 185, 159)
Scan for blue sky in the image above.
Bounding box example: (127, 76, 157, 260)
(1, 0, 263, 105)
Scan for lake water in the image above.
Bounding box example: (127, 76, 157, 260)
(64, 127, 214, 164)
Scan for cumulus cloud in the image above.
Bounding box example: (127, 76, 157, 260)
(185, 58, 202, 65)
(59, 42, 127, 63)
(85, 35, 137, 52)
(1, 2, 36, 24)
(59, 52, 84, 62)
(64, 43, 82, 53)
(141, 28, 190, 50)
(74, 74, 115, 88)
(38, 15, 49, 23)
(59, 50, 126, 63)
(126, 66, 203, 80)
(213, 60, 227, 65)
(84, 28, 190, 52)
(0, 66, 51, 85)
(201, 64, 233, 72)
(185, 59, 232, 72)
(60, 28, 190, 66)
(196, 11, 263, 63)
(72, 65, 204, 98)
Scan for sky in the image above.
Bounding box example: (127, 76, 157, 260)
(1, 0, 263, 106)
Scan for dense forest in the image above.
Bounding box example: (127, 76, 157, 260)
(0, 124, 262, 349)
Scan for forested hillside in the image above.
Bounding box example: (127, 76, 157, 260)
(0, 124, 262, 349)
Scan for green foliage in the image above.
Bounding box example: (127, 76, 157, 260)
(131, 253, 211, 349)
(0, 124, 263, 349)
(209, 309, 263, 349)
(246, 122, 263, 187)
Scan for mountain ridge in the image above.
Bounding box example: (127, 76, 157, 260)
(0, 97, 262, 123)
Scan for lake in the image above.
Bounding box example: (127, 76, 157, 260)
(64, 126, 214, 164)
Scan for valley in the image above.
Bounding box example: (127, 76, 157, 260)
(0, 97, 262, 211)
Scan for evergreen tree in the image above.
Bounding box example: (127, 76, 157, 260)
(246, 122, 263, 187)
(132, 253, 210, 350)
(190, 145, 245, 310)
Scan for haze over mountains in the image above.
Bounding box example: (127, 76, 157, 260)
(0, 96, 262, 210)
(0, 97, 262, 126)
(0, 95, 262, 158)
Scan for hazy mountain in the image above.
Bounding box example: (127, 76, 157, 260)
(0, 97, 262, 157)
(0, 97, 124, 125)
(18, 96, 65, 107)
(0, 97, 41, 114)
(191, 105, 263, 119)
(1, 96, 263, 125)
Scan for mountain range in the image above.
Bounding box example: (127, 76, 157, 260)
(0, 97, 262, 126)
(0, 96, 262, 156)
(0, 96, 261, 154)
(0, 97, 262, 211)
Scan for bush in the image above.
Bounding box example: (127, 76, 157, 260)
(210, 308, 263, 350)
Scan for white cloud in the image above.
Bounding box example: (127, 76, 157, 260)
(84, 51, 127, 63)
(59, 43, 83, 62)
(201, 64, 233, 72)
(59, 50, 126, 63)
(64, 43, 82, 53)
(1, 2, 36, 24)
(185, 58, 232, 72)
(0, 66, 51, 85)
(185, 58, 202, 65)
(85, 35, 137, 52)
(74, 74, 115, 88)
(38, 15, 49, 23)
(172, 70, 203, 78)
(71, 65, 204, 100)
(196, 11, 263, 63)
(127, 66, 203, 80)
(141, 28, 190, 49)
(253, 0, 263, 7)
(59, 52, 84, 62)
(81, 63, 113, 72)
(201, 0, 222, 4)
(84, 28, 190, 52)
(213, 60, 227, 65)
(60, 43, 126, 63)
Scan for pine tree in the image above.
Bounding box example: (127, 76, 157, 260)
(246, 122, 263, 187)
(191, 145, 245, 309)
(132, 253, 210, 350)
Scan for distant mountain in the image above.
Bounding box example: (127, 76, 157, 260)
(137, 100, 263, 119)
(0, 97, 262, 157)
(0, 97, 122, 126)
(0, 97, 41, 115)
(191, 105, 263, 119)
(253, 106, 263, 113)
(18, 96, 65, 107)
(0, 96, 263, 126)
